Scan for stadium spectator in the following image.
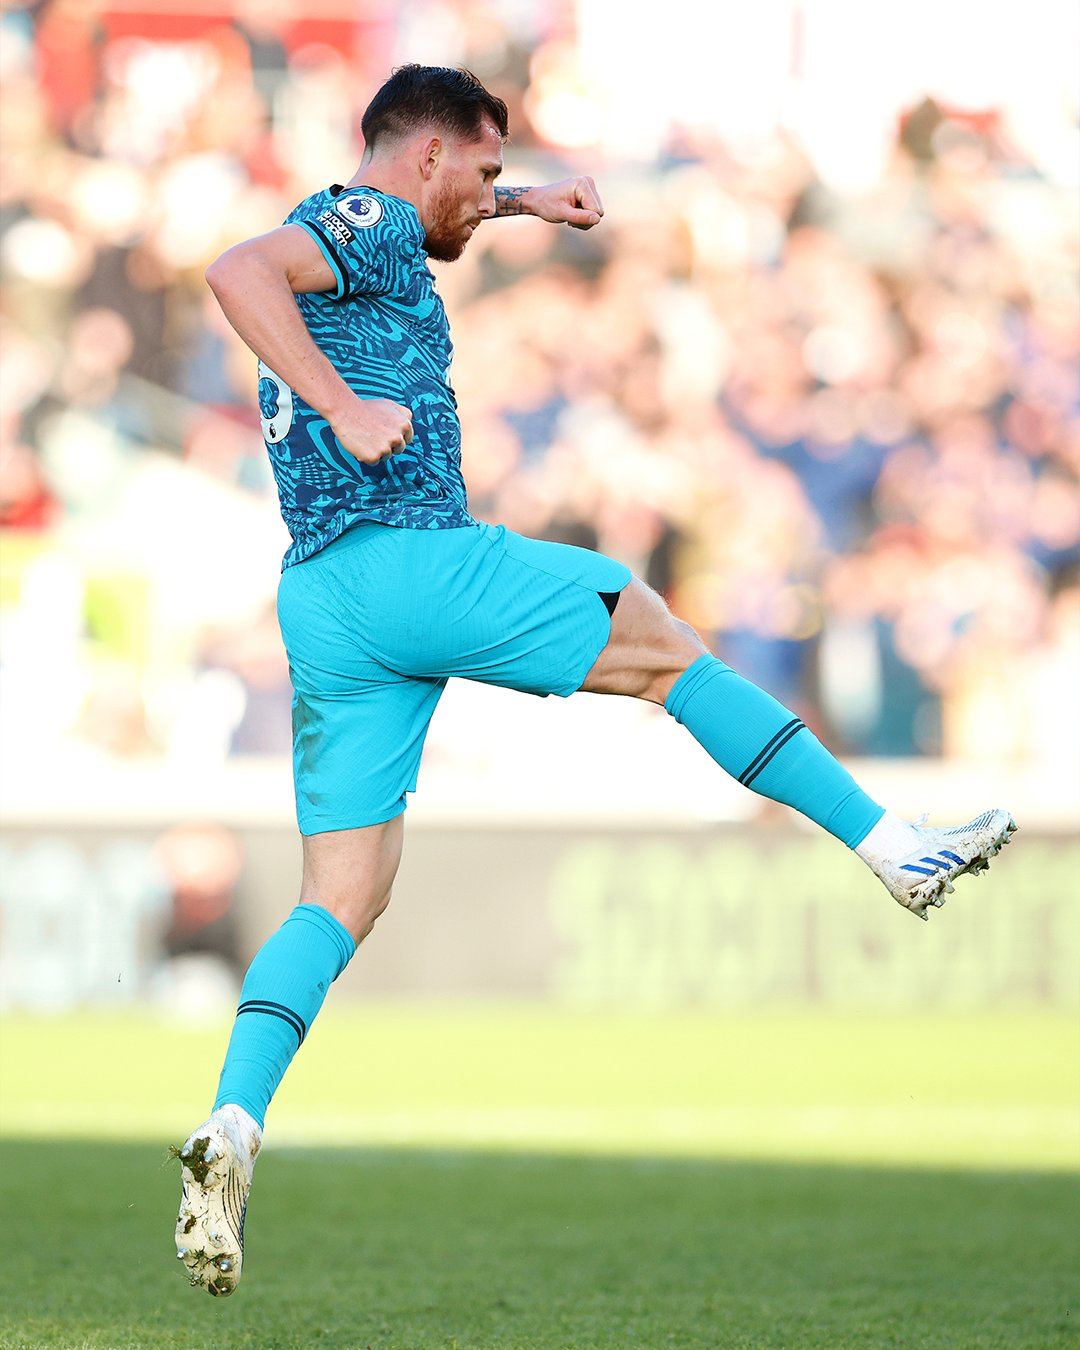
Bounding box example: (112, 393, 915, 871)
(0, 0, 1076, 767)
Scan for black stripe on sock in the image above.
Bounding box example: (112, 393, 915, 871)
(738, 718, 804, 785)
(741, 722, 807, 789)
(238, 999, 307, 1039)
(237, 1000, 307, 1045)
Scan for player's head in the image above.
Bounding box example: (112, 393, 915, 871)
(360, 65, 509, 262)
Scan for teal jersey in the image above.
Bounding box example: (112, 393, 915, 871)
(259, 185, 472, 568)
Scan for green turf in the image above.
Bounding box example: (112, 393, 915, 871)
(0, 1008, 1076, 1347)
(0, 1138, 1075, 1349)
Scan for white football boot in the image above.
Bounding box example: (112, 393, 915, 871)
(868, 808, 1017, 920)
(175, 1105, 262, 1297)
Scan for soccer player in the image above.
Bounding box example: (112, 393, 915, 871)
(174, 65, 1015, 1297)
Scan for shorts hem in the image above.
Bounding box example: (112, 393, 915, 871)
(557, 633, 605, 697)
(558, 576, 632, 698)
(297, 797, 407, 836)
(505, 555, 631, 699)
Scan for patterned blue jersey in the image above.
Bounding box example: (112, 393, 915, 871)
(259, 185, 473, 568)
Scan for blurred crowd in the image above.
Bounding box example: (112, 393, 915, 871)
(1, 0, 1077, 770)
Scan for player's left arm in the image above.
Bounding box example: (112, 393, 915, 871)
(494, 178, 603, 230)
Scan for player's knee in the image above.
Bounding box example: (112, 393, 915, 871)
(584, 580, 706, 702)
(316, 884, 393, 946)
(636, 617, 706, 705)
(354, 886, 392, 944)
(671, 616, 704, 654)
(637, 636, 708, 704)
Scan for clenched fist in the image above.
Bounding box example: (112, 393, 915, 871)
(525, 177, 604, 230)
(333, 398, 414, 464)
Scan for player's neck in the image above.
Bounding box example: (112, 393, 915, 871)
(344, 160, 421, 216)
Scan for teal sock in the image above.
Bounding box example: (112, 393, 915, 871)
(213, 903, 355, 1128)
(665, 654, 884, 848)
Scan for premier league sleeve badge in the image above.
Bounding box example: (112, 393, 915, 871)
(333, 193, 385, 230)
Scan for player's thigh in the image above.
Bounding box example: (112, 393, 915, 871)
(366, 523, 634, 698)
(579, 576, 706, 703)
(442, 523, 631, 696)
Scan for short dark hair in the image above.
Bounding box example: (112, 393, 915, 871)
(361, 64, 509, 152)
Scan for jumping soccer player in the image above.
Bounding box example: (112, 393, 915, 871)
(175, 65, 1015, 1297)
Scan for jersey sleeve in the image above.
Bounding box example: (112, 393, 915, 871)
(291, 191, 421, 302)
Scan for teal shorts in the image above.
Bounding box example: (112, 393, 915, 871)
(276, 521, 632, 834)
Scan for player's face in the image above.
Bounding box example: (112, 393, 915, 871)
(423, 119, 502, 263)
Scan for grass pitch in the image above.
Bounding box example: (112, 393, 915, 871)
(0, 1006, 1076, 1348)
(0, 1140, 1075, 1350)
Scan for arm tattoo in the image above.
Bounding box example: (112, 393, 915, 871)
(494, 186, 533, 216)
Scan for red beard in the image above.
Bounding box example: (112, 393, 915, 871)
(423, 179, 474, 262)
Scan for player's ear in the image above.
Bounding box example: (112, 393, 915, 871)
(418, 135, 443, 182)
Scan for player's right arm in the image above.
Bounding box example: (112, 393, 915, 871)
(205, 226, 412, 464)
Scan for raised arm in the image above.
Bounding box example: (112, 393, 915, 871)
(205, 226, 412, 464)
(494, 177, 604, 230)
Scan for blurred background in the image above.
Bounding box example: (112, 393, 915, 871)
(0, 0, 1077, 1170)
